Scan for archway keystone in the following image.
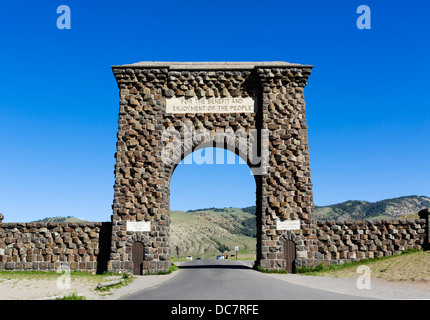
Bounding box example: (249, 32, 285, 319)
(108, 61, 317, 274)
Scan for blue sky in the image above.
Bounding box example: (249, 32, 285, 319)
(0, 1, 429, 222)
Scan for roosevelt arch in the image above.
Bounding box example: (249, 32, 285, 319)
(108, 61, 317, 274)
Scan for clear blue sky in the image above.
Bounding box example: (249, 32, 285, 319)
(0, 1, 429, 222)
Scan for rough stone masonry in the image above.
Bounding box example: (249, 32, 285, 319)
(0, 61, 429, 274)
(108, 61, 319, 274)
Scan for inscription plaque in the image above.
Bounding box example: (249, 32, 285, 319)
(126, 221, 151, 232)
(276, 219, 301, 231)
(166, 97, 256, 114)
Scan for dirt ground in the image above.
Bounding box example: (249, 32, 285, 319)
(0, 271, 180, 300)
(315, 250, 430, 283)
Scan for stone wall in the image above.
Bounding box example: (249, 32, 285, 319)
(315, 218, 427, 265)
(0, 221, 112, 273)
(0, 213, 429, 273)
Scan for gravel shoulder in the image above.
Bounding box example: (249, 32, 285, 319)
(268, 273, 430, 300)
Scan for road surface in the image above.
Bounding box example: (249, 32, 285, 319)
(121, 259, 370, 300)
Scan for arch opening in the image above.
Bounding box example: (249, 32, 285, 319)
(169, 147, 260, 263)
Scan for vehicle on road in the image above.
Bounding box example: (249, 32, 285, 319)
(186, 255, 193, 260)
(216, 255, 224, 260)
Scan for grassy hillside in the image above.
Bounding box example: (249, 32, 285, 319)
(314, 195, 430, 221)
(31, 216, 87, 223)
(170, 207, 257, 260)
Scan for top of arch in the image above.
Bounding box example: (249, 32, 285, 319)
(111, 61, 313, 70)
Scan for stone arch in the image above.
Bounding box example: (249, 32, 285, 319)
(125, 232, 152, 247)
(162, 124, 267, 185)
(279, 230, 300, 243)
(108, 61, 317, 274)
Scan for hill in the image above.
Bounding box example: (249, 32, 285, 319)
(314, 195, 430, 221)
(170, 207, 257, 260)
(31, 216, 87, 223)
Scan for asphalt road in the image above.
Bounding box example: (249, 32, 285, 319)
(121, 259, 370, 300)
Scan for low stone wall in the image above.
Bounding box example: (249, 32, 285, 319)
(0, 222, 112, 273)
(1, 209, 429, 273)
(316, 218, 427, 265)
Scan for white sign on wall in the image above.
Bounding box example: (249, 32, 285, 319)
(166, 97, 256, 114)
(126, 221, 151, 232)
(276, 219, 301, 231)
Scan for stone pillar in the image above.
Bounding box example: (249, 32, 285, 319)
(419, 208, 430, 250)
(256, 66, 317, 271)
(109, 66, 171, 274)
